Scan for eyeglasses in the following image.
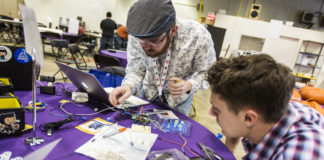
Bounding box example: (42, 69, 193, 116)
(136, 31, 169, 47)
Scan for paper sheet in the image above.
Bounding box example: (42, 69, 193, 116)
(19, 4, 44, 67)
(75, 117, 112, 135)
(104, 87, 149, 108)
(75, 128, 158, 160)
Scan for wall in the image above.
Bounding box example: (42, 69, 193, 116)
(202, 0, 324, 29)
(0, 0, 20, 19)
(23, 0, 203, 32)
(214, 14, 324, 88)
(24, 0, 117, 32)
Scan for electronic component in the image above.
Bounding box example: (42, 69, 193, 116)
(39, 75, 56, 95)
(198, 142, 224, 160)
(40, 116, 74, 136)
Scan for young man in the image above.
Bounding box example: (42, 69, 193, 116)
(207, 54, 324, 159)
(99, 11, 117, 53)
(109, 0, 216, 115)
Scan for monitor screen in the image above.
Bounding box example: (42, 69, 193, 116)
(59, 17, 69, 27)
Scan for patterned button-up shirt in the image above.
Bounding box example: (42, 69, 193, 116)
(242, 102, 324, 160)
(122, 17, 216, 107)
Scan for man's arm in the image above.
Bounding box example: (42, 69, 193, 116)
(188, 31, 216, 93)
(121, 35, 146, 94)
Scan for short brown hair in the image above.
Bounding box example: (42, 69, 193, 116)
(207, 54, 295, 123)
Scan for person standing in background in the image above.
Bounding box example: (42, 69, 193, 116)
(99, 11, 117, 53)
(115, 25, 128, 50)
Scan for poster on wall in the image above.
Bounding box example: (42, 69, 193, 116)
(91, 4, 102, 15)
(68, 19, 79, 34)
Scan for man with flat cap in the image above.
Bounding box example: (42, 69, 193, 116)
(109, 0, 216, 116)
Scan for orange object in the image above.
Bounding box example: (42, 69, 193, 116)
(300, 100, 324, 116)
(117, 26, 128, 39)
(291, 88, 301, 101)
(300, 86, 324, 104)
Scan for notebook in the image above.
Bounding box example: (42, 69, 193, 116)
(55, 61, 149, 108)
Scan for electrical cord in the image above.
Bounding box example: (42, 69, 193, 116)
(39, 115, 74, 136)
(158, 137, 199, 157)
(59, 102, 117, 116)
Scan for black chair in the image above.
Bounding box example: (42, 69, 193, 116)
(79, 34, 97, 55)
(51, 39, 75, 81)
(41, 32, 61, 52)
(93, 53, 125, 78)
(50, 39, 69, 57)
(99, 66, 126, 77)
(68, 44, 95, 70)
(62, 34, 79, 44)
(93, 53, 121, 69)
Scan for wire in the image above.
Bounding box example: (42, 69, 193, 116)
(198, 0, 203, 22)
(59, 102, 116, 116)
(49, 106, 69, 117)
(237, 0, 244, 16)
(158, 137, 199, 157)
(179, 132, 187, 152)
(145, 114, 166, 133)
(139, 106, 144, 121)
(193, 95, 197, 121)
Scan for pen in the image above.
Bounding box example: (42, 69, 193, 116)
(103, 127, 127, 138)
(90, 123, 115, 142)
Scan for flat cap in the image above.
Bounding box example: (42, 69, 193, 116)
(126, 0, 176, 38)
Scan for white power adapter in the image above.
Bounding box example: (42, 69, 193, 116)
(72, 92, 88, 103)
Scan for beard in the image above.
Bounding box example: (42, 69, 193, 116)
(145, 36, 172, 58)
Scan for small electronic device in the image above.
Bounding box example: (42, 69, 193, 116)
(39, 76, 56, 95)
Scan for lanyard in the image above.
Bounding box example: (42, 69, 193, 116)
(153, 46, 172, 97)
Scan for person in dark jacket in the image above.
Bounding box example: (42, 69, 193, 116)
(99, 11, 117, 53)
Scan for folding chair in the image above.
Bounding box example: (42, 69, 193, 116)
(68, 44, 95, 70)
(51, 39, 75, 81)
(93, 53, 121, 69)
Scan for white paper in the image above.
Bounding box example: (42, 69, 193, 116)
(268, 19, 283, 39)
(68, 18, 79, 34)
(75, 128, 158, 160)
(24, 138, 62, 160)
(90, 4, 102, 14)
(19, 4, 44, 67)
(104, 87, 149, 108)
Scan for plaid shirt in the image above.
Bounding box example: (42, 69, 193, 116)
(242, 102, 324, 160)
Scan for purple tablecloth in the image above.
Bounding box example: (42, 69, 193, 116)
(101, 50, 128, 68)
(0, 85, 235, 160)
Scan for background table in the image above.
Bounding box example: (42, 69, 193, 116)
(101, 50, 128, 68)
(0, 84, 235, 160)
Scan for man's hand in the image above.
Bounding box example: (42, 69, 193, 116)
(108, 84, 132, 107)
(168, 77, 192, 98)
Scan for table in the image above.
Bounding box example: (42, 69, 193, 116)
(0, 84, 235, 160)
(101, 49, 128, 68)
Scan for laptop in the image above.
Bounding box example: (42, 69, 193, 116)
(55, 61, 149, 108)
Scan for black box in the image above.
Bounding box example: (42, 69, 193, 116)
(0, 45, 32, 90)
(0, 93, 25, 137)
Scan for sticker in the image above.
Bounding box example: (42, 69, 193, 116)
(14, 48, 31, 63)
(0, 112, 20, 134)
(0, 46, 12, 62)
(59, 100, 71, 104)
